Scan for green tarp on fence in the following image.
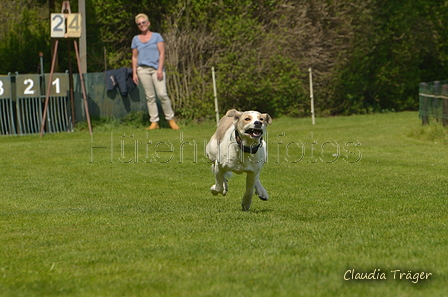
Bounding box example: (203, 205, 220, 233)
(73, 72, 147, 122)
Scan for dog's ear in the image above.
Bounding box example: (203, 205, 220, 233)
(261, 113, 272, 125)
(226, 109, 242, 119)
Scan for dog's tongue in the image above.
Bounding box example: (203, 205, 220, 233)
(246, 129, 262, 138)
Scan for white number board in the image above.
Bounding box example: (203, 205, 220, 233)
(44, 74, 69, 95)
(51, 13, 82, 38)
(67, 14, 82, 37)
(0, 76, 12, 98)
(15, 75, 41, 98)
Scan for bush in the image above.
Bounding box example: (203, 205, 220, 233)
(120, 111, 148, 128)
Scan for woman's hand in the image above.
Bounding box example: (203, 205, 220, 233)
(157, 69, 163, 81)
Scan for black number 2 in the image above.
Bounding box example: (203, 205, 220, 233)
(52, 14, 64, 32)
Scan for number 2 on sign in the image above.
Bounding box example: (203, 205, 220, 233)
(24, 79, 35, 95)
(51, 14, 65, 38)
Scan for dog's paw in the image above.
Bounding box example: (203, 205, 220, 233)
(255, 187, 269, 201)
(210, 185, 219, 196)
(211, 184, 227, 196)
(224, 179, 229, 191)
(258, 194, 269, 201)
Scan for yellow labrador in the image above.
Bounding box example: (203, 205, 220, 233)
(206, 109, 272, 211)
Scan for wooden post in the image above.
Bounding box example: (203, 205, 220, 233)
(40, 40, 59, 136)
(212, 67, 219, 126)
(74, 40, 92, 135)
(419, 83, 429, 125)
(443, 85, 448, 127)
(309, 67, 315, 125)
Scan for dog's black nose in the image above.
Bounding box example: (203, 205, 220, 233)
(254, 121, 262, 126)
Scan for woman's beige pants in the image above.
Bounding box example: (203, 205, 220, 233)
(137, 66, 175, 123)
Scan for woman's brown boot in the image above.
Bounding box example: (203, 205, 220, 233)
(145, 122, 160, 130)
(168, 119, 180, 130)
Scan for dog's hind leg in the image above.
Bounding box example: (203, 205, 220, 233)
(254, 180, 269, 201)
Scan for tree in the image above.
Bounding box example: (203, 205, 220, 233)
(0, 2, 51, 74)
(332, 0, 448, 113)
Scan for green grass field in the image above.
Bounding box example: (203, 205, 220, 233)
(1, 112, 447, 296)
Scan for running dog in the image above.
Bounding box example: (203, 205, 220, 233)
(206, 109, 272, 211)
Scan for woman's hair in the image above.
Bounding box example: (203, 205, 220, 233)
(135, 13, 149, 24)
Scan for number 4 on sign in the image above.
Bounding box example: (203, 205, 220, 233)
(67, 14, 81, 38)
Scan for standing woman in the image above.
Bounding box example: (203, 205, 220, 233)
(131, 13, 179, 130)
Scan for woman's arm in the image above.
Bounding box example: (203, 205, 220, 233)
(157, 41, 165, 81)
(132, 48, 139, 84)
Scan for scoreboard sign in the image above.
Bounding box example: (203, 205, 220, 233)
(15, 74, 69, 97)
(51, 13, 82, 38)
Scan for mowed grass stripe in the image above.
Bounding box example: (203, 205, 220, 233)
(0, 111, 447, 296)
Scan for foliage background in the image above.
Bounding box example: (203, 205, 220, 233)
(1, 112, 448, 296)
(1, 0, 448, 120)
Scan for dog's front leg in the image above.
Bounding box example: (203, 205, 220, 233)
(241, 172, 258, 211)
(210, 161, 227, 196)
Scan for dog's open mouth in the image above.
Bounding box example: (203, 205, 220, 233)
(245, 128, 263, 138)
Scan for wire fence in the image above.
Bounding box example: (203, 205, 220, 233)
(419, 80, 448, 126)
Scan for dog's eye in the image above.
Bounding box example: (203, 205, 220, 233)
(245, 118, 251, 121)
(260, 118, 264, 121)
